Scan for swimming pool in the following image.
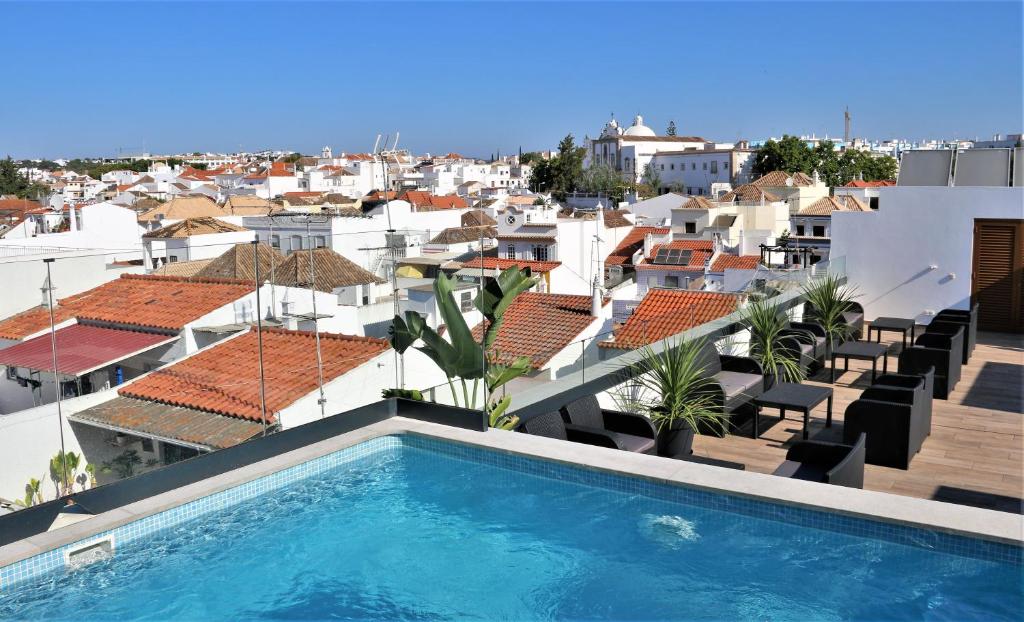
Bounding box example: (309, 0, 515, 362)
(1, 434, 1020, 620)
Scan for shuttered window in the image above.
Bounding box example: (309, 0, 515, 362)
(972, 220, 1023, 332)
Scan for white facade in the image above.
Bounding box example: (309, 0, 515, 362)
(831, 186, 1023, 323)
(0, 202, 147, 262)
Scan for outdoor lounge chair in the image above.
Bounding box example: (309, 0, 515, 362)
(843, 386, 928, 469)
(783, 320, 830, 370)
(560, 395, 657, 454)
(773, 433, 866, 488)
(898, 327, 964, 399)
(874, 366, 935, 438)
(925, 317, 974, 365)
(516, 410, 623, 451)
(694, 341, 765, 430)
(931, 304, 978, 362)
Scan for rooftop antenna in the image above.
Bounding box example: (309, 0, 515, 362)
(374, 131, 403, 389)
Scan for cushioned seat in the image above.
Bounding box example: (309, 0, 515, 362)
(773, 459, 827, 482)
(714, 370, 764, 411)
(605, 431, 656, 454)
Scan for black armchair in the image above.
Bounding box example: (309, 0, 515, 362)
(933, 304, 978, 362)
(517, 411, 622, 451)
(788, 320, 830, 363)
(898, 327, 964, 399)
(925, 320, 972, 365)
(843, 387, 926, 469)
(560, 395, 657, 454)
(874, 366, 935, 438)
(773, 433, 866, 488)
(693, 342, 766, 436)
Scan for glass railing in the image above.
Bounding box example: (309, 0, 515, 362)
(410, 257, 846, 419)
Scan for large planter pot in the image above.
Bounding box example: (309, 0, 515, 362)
(656, 419, 696, 458)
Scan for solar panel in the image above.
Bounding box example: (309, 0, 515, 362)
(954, 148, 1011, 187)
(897, 150, 953, 186)
(654, 248, 693, 265)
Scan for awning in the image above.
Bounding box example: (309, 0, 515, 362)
(0, 324, 176, 377)
(711, 215, 737, 228)
(69, 397, 266, 451)
(455, 267, 498, 279)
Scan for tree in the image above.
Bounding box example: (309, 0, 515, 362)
(527, 134, 585, 201)
(0, 156, 44, 198)
(519, 151, 543, 166)
(641, 163, 662, 195)
(666, 121, 677, 136)
(751, 135, 814, 179)
(812, 140, 841, 187)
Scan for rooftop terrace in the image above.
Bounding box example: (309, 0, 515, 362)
(692, 330, 1022, 514)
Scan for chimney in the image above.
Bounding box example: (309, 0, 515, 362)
(591, 276, 602, 317)
(68, 205, 78, 232)
(643, 232, 654, 259)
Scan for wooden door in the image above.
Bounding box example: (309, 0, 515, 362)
(972, 219, 1024, 332)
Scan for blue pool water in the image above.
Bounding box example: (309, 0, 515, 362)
(1, 437, 1021, 621)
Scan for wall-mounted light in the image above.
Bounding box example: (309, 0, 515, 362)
(947, 273, 956, 280)
(928, 264, 938, 271)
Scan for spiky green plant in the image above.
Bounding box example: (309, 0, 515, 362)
(388, 267, 537, 426)
(801, 273, 860, 351)
(631, 338, 728, 436)
(743, 298, 805, 384)
(14, 477, 43, 508)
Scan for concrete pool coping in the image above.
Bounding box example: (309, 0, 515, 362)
(1, 417, 1021, 569)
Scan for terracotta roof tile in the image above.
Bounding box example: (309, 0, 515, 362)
(429, 226, 497, 245)
(600, 290, 740, 350)
(118, 328, 389, 421)
(273, 247, 385, 291)
(459, 257, 561, 273)
(143, 217, 249, 239)
(400, 191, 467, 210)
(472, 292, 599, 368)
(798, 195, 871, 216)
(719, 184, 781, 203)
(843, 180, 895, 188)
(679, 196, 716, 209)
(709, 255, 761, 272)
(603, 209, 633, 228)
(195, 243, 285, 281)
(462, 210, 497, 227)
(636, 239, 714, 271)
(0, 275, 254, 339)
(751, 170, 815, 188)
(137, 196, 227, 221)
(605, 226, 670, 267)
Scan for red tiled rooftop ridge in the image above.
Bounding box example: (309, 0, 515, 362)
(119, 328, 390, 421)
(600, 290, 740, 350)
(460, 257, 562, 273)
(605, 226, 670, 267)
(710, 255, 761, 272)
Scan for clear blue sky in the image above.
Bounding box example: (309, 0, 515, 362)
(1, 1, 1021, 159)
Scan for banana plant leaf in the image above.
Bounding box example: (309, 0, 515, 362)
(486, 355, 533, 392)
(431, 272, 485, 379)
(388, 310, 426, 354)
(475, 267, 538, 349)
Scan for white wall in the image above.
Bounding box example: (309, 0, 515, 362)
(831, 186, 1023, 323)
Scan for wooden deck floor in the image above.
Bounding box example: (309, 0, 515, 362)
(692, 330, 1024, 514)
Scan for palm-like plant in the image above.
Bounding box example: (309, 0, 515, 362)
(743, 298, 805, 384)
(389, 267, 538, 428)
(14, 477, 43, 508)
(631, 338, 728, 455)
(801, 273, 859, 352)
(49, 450, 80, 497)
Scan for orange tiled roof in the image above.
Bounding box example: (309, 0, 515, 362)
(401, 191, 468, 210)
(0, 274, 254, 339)
(600, 290, 740, 350)
(603, 209, 632, 228)
(605, 226, 669, 267)
(636, 239, 714, 271)
(679, 196, 716, 210)
(719, 184, 781, 203)
(709, 255, 761, 272)
(119, 328, 390, 421)
(751, 170, 815, 187)
(844, 180, 895, 188)
(472, 293, 599, 368)
(459, 257, 561, 273)
(798, 195, 871, 216)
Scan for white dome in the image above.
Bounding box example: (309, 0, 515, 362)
(623, 114, 656, 137)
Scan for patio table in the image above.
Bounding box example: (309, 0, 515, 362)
(753, 383, 833, 440)
(831, 341, 888, 384)
(867, 317, 916, 350)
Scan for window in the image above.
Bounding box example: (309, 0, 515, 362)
(660, 164, 664, 171)
(647, 276, 658, 290)
(793, 254, 801, 265)
(670, 163, 675, 170)
(710, 161, 718, 174)
(812, 225, 826, 237)
(724, 162, 730, 171)
(314, 236, 327, 248)
(505, 245, 516, 259)
(532, 244, 549, 261)
(796, 224, 805, 236)
(270, 234, 280, 249)
(460, 290, 474, 312)
(691, 163, 696, 170)
(624, 157, 631, 170)
(5, 366, 17, 380)
(869, 197, 879, 210)
(664, 275, 679, 288)
(290, 235, 303, 251)
(685, 222, 696, 234)
(686, 187, 692, 195)
(702, 162, 707, 170)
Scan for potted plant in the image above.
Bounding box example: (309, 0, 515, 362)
(801, 273, 859, 354)
(388, 267, 537, 430)
(631, 338, 728, 458)
(743, 298, 805, 388)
